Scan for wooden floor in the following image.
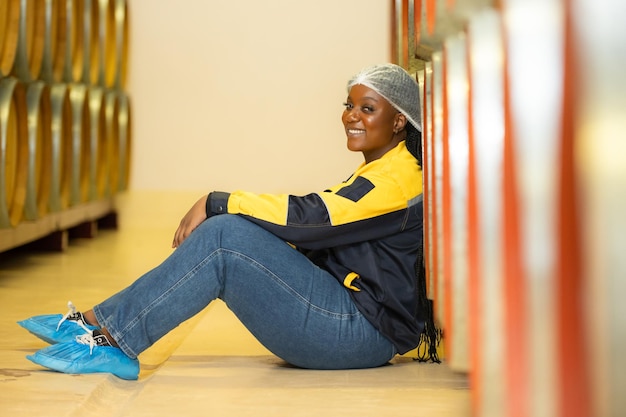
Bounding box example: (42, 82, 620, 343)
(0, 191, 470, 417)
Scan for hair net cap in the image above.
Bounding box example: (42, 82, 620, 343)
(347, 63, 422, 132)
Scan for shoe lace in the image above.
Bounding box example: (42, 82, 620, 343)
(75, 332, 99, 355)
(56, 301, 92, 334)
(75, 331, 112, 355)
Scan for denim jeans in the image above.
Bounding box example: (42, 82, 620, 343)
(93, 215, 396, 369)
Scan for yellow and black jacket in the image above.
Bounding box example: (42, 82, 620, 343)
(205, 142, 424, 354)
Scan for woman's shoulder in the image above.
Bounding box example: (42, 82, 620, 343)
(356, 145, 421, 198)
(367, 143, 420, 177)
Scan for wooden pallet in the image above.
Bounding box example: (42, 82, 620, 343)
(0, 198, 117, 252)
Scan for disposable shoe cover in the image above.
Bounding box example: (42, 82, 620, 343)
(18, 314, 99, 344)
(27, 340, 140, 380)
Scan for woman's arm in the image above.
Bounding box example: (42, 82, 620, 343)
(172, 195, 208, 248)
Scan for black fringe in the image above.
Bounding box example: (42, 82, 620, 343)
(405, 123, 442, 363)
(413, 247, 442, 363)
(406, 126, 441, 363)
(414, 246, 442, 363)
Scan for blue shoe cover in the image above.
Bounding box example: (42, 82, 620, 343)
(18, 314, 99, 344)
(18, 302, 99, 344)
(27, 336, 140, 380)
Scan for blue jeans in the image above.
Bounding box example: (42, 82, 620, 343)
(93, 215, 396, 369)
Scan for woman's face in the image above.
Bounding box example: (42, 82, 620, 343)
(342, 84, 405, 163)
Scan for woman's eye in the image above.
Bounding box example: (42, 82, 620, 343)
(342, 103, 374, 113)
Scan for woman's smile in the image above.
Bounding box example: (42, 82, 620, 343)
(346, 128, 366, 136)
(342, 84, 406, 163)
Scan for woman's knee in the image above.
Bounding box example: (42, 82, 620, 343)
(193, 214, 246, 238)
(196, 215, 273, 249)
(204, 214, 250, 231)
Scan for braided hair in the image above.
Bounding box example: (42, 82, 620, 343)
(405, 123, 422, 166)
(405, 122, 441, 363)
(349, 63, 440, 363)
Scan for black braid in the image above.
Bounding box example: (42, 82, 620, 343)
(413, 242, 442, 363)
(406, 124, 441, 363)
(404, 124, 422, 167)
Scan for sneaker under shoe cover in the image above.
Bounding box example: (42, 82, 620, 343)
(27, 330, 140, 380)
(17, 301, 99, 344)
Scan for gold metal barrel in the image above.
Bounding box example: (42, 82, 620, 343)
(99, 0, 118, 87)
(84, 0, 100, 85)
(103, 89, 119, 195)
(0, 0, 130, 246)
(46, 83, 72, 212)
(0, 77, 28, 228)
(113, 0, 129, 90)
(87, 85, 107, 199)
(39, 0, 68, 83)
(11, 0, 46, 82)
(0, 0, 21, 77)
(61, 0, 85, 83)
(117, 91, 130, 191)
(67, 83, 90, 204)
(23, 80, 52, 220)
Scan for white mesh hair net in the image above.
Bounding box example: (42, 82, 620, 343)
(347, 63, 422, 132)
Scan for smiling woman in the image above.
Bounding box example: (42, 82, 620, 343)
(344, 64, 423, 165)
(343, 85, 405, 163)
(19, 63, 439, 380)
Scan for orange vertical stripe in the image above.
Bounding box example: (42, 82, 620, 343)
(430, 63, 439, 317)
(502, 26, 528, 417)
(402, 0, 410, 68)
(422, 72, 431, 292)
(465, 32, 482, 417)
(390, 0, 398, 64)
(414, 0, 422, 46)
(557, 1, 590, 416)
(441, 50, 453, 360)
(426, 0, 436, 35)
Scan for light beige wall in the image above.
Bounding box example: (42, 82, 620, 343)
(126, 0, 390, 193)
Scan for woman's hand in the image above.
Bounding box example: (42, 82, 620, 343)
(172, 195, 209, 248)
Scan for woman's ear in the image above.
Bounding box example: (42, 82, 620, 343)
(393, 113, 407, 133)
